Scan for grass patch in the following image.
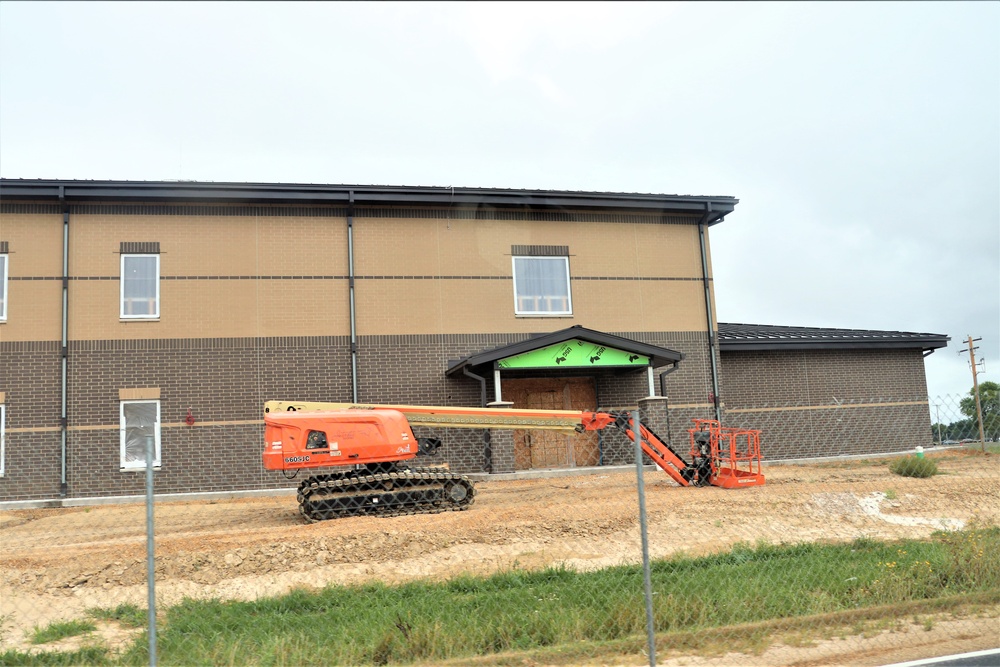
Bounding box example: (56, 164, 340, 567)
(29, 620, 97, 645)
(6, 527, 998, 666)
(0, 646, 111, 665)
(889, 456, 939, 478)
(86, 604, 147, 629)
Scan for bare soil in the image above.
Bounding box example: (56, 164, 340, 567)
(2, 451, 998, 665)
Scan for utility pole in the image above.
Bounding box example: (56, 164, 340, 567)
(958, 335, 987, 453)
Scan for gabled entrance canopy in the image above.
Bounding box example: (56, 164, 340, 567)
(446, 326, 684, 401)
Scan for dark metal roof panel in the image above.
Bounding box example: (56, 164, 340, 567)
(0, 179, 736, 220)
(717, 323, 950, 352)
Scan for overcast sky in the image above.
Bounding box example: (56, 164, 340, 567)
(1, 1, 997, 402)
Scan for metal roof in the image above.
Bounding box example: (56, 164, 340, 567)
(717, 323, 950, 353)
(0, 179, 736, 223)
(446, 325, 684, 377)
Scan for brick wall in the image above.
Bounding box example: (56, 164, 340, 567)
(1, 330, 717, 500)
(719, 348, 933, 460)
(4, 199, 938, 500)
(0, 342, 63, 500)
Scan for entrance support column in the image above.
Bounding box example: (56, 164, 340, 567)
(486, 400, 516, 474)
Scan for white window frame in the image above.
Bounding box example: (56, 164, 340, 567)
(0, 253, 8, 322)
(120, 399, 161, 470)
(0, 404, 6, 477)
(120, 253, 160, 320)
(512, 255, 573, 316)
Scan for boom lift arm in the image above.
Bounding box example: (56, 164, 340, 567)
(263, 401, 763, 505)
(578, 411, 710, 487)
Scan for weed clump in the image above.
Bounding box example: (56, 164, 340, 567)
(890, 457, 938, 478)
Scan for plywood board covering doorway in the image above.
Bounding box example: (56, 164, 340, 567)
(501, 377, 600, 470)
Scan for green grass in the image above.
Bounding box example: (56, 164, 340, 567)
(29, 620, 97, 645)
(86, 604, 147, 629)
(0, 646, 112, 666)
(6, 526, 999, 666)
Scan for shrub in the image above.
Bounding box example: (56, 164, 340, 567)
(889, 456, 939, 478)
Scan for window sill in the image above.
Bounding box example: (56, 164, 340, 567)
(119, 318, 160, 323)
(120, 467, 162, 472)
(515, 313, 574, 318)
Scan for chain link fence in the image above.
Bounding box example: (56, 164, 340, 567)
(1, 394, 998, 666)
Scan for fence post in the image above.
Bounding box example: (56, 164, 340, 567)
(146, 434, 158, 666)
(632, 409, 656, 666)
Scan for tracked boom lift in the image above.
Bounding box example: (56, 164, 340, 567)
(263, 401, 764, 522)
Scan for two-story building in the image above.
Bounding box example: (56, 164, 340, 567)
(0, 180, 947, 502)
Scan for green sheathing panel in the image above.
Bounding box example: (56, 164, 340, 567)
(496, 339, 649, 369)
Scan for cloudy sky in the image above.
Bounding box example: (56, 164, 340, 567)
(1, 1, 996, 401)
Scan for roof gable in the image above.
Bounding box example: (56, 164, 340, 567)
(446, 326, 683, 377)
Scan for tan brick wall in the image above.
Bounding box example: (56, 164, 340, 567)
(52, 212, 350, 340)
(353, 216, 706, 278)
(0, 213, 64, 342)
(352, 216, 712, 336)
(0, 282, 63, 342)
(2, 207, 717, 341)
(68, 213, 349, 277)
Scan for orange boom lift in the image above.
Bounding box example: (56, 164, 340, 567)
(262, 401, 765, 522)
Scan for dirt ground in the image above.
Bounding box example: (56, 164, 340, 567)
(1, 450, 998, 665)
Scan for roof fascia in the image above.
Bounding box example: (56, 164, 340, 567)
(719, 340, 949, 352)
(0, 179, 737, 215)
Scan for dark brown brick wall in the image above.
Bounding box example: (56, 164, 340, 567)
(0, 341, 63, 428)
(1, 331, 717, 500)
(719, 349, 933, 460)
(3, 336, 939, 501)
(0, 342, 63, 500)
(0, 432, 64, 500)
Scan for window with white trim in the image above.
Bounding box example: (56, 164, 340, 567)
(120, 254, 159, 319)
(120, 400, 161, 470)
(0, 252, 8, 322)
(512, 256, 572, 315)
(0, 404, 6, 477)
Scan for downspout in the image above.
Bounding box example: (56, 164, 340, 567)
(347, 192, 358, 403)
(658, 360, 679, 399)
(462, 367, 488, 408)
(462, 367, 492, 472)
(658, 361, 680, 450)
(59, 187, 69, 497)
(698, 203, 723, 422)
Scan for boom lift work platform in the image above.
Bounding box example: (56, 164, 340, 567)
(263, 400, 765, 521)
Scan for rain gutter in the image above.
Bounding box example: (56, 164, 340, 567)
(347, 191, 358, 403)
(698, 203, 723, 422)
(0, 180, 739, 217)
(59, 187, 69, 497)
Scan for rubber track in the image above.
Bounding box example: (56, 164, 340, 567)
(297, 466, 475, 522)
